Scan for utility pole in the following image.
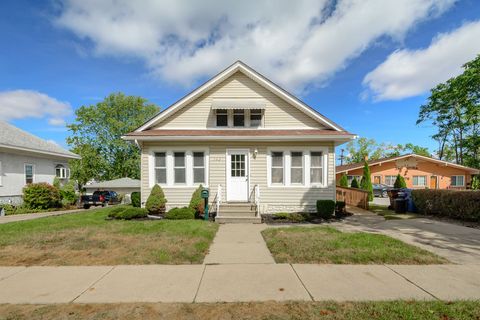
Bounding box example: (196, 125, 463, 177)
(339, 149, 345, 166)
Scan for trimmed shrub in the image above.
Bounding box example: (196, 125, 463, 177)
(145, 185, 167, 215)
(165, 207, 195, 220)
(60, 181, 77, 206)
(131, 192, 141, 208)
(394, 174, 407, 188)
(316, 200, 335, 219)
(273, 212, 289, 220)
(23, 183, 61, 209)
(335, 201, 346, 214)
(351, 178, 359, 188)
(338, 174, 348, 187)
(472, 176, 480, 190)
(108, 207, 147, 220)
(412, 189, 480, 221)
(360, 160, 373, 201)
(189, 185, 205, 218)
(288, 212, 305, 222)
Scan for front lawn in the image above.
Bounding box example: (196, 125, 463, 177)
(0, 206, 218, 265)
(369, 204, 418, 220)
(1, 301, 479, 320)
(262, 226, 447, 264)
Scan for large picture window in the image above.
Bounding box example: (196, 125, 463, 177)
(151, 150, 208, 187)
(310, 152, 323, 184)
(412, 175, 426, 187)
(271, 152, 284, 184)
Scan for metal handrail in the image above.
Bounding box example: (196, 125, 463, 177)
(253, 184, 260, 217)
(215, 185, 222, 217)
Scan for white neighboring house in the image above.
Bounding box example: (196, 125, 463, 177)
(0, 121, 80, 204)
(123, 61, 355, 222)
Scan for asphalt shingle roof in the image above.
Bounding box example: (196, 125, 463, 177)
(0, 120, 79, 159)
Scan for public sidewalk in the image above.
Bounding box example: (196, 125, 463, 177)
(0, 207, 88, 224)
(0, 264, 479, 304)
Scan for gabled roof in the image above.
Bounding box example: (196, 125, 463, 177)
(336, 153, 480, 174)
(135, 60, 347, 132)
(0, 121, 80, 159)
(85, 177, 140, 189)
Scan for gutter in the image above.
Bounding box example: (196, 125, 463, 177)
(0, 144, 81, 160)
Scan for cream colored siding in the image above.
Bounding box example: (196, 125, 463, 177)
(140, 141, 335, 212)
(155, 72, 325, 129)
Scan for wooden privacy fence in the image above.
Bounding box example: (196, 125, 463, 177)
(336, 186, 369, 210)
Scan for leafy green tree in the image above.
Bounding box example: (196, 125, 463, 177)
(145, 185, 167, 215)
(338, 174, 348, 187)
(345, 137, 384, 164)
(351, 177, 359, 188)
(360, 160, 373, 201)
(471, 176, 480, 190)
(67, 93, 159, 182)
(393, 174, 407, 188)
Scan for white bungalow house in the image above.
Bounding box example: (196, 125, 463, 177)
(0, 121, 80, 204)
(124, 61, 355, 222)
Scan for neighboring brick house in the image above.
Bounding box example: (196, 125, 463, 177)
(336, 154, 479, 190)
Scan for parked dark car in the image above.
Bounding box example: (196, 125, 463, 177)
(80, 190, 120, 209)
(372, 184, 393, 198)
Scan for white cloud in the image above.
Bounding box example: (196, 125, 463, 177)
(363, 20, 480, 101)
(55, 0, 456, 93)
(0, 90, 72, 126)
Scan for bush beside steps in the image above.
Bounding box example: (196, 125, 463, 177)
(165, 207, 195, 220)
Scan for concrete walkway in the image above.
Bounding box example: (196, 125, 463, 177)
(204, 223, 275, 264)
(333, 213, 480, 264)
(0, 207, 89, 224)
(0, 264, 479, 303)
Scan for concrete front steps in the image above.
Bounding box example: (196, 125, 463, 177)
(215, 202, 261, 223)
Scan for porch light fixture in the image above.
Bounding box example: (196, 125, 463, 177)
(253, 148, 258, 159)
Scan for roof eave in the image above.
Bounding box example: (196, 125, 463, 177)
(0, 144, 81, 160)
(122, 134, 355, 142)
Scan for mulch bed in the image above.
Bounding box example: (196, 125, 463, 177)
(261, 213, 349, 225)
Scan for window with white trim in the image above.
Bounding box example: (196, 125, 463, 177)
(271, 152, 284, 184)
(233, 110, 245, 127)
(55, 164, 68, 179)
(154, 152, 167, 184)
(310, 152, 323, 184)
(193, 152, 205, 183)
(384, 175, 397, 186)
(290, 152, 303, 184)
(451, 175, 464, 187)
(216, 109, 228, 127)
(412, 175, 426, 187)
(174, 152, 186, 184)
(25, 164, 34, 184)
(250, 109, 263, 127)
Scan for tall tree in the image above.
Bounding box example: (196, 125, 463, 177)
(360, 160, 373, 201)
(67, 93, 159, 182)
(418, 54, 480, 167)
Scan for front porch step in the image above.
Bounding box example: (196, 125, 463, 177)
(215, 216, 262, 224)
(218, 210, 256, 217)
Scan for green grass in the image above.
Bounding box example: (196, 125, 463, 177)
(369, 204, 418, 220)
(0, 301, 479, 319)
(262, 226, 447, 264)
(0, 206, 218, 265)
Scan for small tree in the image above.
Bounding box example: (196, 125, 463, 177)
(351, 177, 359, 188)
(471, 175, 480, 190)
(394, 174, 407, 188)
(145, 185, 167, 215)
(339, 174, 348, 187)
(189, 185, 204, 218)
(360, 160, 373, 201)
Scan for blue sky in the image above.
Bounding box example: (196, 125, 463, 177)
(1, 0, 479, 157)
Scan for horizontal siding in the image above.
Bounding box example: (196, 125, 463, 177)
(140, 141, 335, 212)
(156, 72, 325, 129)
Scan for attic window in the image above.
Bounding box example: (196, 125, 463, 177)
(250, 109, 262, 127)
(233, 110, 245, 127)
(216, 109, 228, 127)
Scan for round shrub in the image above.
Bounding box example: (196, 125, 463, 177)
(131, 192, 141, 208)
(165, 207, 195, 220)
(108, 207, 147, 220)
(146, 185, 167, 215)
(189, 185, 205, 218)
(316, 200, 335, 219)
(23, 183, 61, 209)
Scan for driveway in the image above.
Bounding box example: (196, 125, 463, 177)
(334, 213, 480, 264)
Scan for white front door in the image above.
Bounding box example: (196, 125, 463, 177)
(226, 149, 249, 202)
